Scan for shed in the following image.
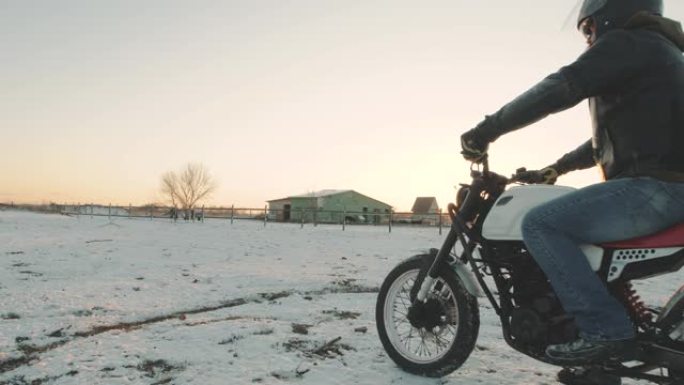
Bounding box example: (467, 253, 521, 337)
(268, 190, 392, 224)
(411, 197, 440, 225)
(266, 197, 293, 222)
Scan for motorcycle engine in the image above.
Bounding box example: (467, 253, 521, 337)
(508, 252, 578, 349)
(510, 307, 547, 344)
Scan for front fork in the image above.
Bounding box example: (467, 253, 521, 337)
(415, 220, 466, 302)
(414, 174, 488, 303)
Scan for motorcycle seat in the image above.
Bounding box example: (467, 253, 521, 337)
(601, 223, 684, 249)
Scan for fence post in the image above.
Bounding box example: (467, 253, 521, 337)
(108, 203, 111, 221)
(343, 207, 346, 231)
(438, 208, 443, 235)
(300, 209, 304, 229)
(231, 204, 234, 224)
(129, 204, 132, 219)
(264, 205, 267, 227)
(389, 208, 393, 233)
(201, 205, 205, 223)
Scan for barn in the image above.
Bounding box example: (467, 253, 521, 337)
(268, 190, 392, 224)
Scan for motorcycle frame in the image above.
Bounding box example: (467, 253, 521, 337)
(413, 159, 684, 381)
(416, 160, 516, 334)
(416, 162, 519, 348)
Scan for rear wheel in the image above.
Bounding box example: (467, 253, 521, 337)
(660, 294, 684, 382)
(376, 254, 479, 377)
(669, 369, 684, 380)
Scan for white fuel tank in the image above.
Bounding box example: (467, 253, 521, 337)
(482, 185, 576, 241)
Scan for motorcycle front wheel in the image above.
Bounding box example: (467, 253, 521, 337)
(376, 254, 480, 377)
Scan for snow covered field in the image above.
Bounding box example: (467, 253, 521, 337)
(1, 210, 678, 385)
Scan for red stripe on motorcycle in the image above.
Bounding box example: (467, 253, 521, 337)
(602, 223, 684, 248)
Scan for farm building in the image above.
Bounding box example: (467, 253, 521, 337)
(268, 190, 392, 224)
(411, 197, 440, 225)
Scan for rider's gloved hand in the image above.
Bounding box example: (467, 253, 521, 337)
(460, 129, 489, 163)
(514, 166, 559, 184)
(537, 167, 559, 184)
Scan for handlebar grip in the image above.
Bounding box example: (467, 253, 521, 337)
(512, 169, 544, 184)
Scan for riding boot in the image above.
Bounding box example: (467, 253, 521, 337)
(557, 366, 621, 385)
(546, 337, 636, 364)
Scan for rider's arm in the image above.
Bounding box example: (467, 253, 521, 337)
(471, 30, 647, 143)
(470, 72, 584, 142)
(551, 139, 595, 175)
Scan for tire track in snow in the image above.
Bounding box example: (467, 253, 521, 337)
(0, 284, 378, 374)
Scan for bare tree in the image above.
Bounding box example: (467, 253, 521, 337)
(160, 163, 217, 219)
(161, 171, 179, 208)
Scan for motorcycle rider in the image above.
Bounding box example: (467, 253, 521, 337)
(460, 0, 684, 373)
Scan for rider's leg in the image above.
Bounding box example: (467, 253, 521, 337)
(521, 177, 684, 361)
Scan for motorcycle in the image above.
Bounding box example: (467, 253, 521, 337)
(375, 157, 684, 384)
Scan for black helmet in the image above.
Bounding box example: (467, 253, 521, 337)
(577, 0, 664, 36)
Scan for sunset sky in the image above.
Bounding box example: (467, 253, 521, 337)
(2, 1, 683, 211)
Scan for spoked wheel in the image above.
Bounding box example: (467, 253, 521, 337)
(668, 368, 684, 381)
(376, 254, 479, 377)
(660, 302, 684, 383)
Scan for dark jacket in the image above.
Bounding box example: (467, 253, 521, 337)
(475, 13, 684, 181)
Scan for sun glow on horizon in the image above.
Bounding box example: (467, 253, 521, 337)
(2, 1, 682, 211)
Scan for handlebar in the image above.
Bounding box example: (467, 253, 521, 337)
(469, 160, 550, 186)
(510, 167, 539, 184)
(471, 155, 490, 175)
(452, 159, 551, 224)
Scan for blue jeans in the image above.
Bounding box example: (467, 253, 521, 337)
(521, 177, 684, 341)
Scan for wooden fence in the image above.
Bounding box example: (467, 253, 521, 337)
(54, 203, 452, 234)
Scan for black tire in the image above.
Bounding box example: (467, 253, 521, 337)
(661, 298, 684, 383)
(376, 254, 480, 377)
(669, 368, 684, 382)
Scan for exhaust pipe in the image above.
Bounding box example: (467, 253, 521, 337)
(641, 342, 684, 372)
